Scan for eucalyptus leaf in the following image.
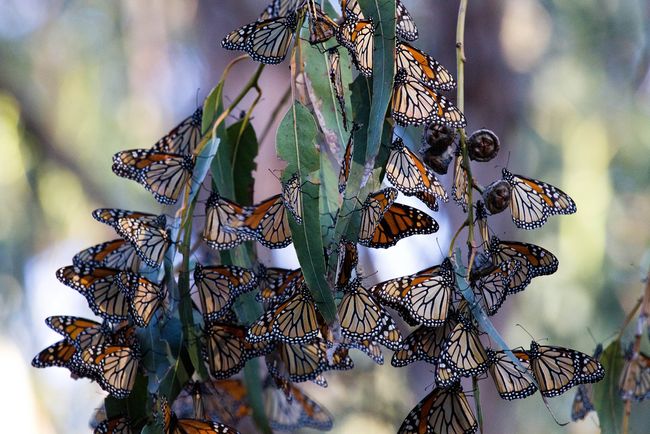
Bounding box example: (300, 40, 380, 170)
(593, 340, 624, 434)
(358, 0, 396, 163)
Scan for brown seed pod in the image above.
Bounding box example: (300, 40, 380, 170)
(422, 123, 456, 155)
(467, 129, 500, 162)
(482, 179, 511, 214)
(423, 145, 454, 175)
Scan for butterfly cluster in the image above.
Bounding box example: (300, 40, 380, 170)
(32, 1, 608, 433)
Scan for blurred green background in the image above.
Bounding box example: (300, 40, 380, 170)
(1, 0, 649, 433)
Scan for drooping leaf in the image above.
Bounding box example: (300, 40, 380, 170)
(228, 121, 259, 205)
(358, 0, 396, 163)
(276, 103, 337, 322)
(319, 151, 340, 249)
(593, 340, 624, 434)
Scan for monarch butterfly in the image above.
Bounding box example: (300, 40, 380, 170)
(337, 18, 374, 77)
(475, 201, 490, 245)
(396, 43, 455, 93)
(386, 137, 448, 212)
(259, 0, 299, 21)
(194, 263, 258, 321)
(81, 343, 140, 399)
(391, 68, 466, 128)
(527, 341, 605, 397)
(358, 187, 398, 239)
(470, 263, 510, 316)
(203, 322, 267, 379)
(359, 191, 439, 248)
(436, 314, 489, 388)
(338, 278, 403, 347)
(73, 239, 141, 273)
(307, 3, 338, 45)
(266, 337, 348, 384)
(395, 0, 418, 41)
(92, 208, 170, 268)
(371, 258, 454, 327)
(242, 194, 292, 249)
(151, 107, 203, 155)
(570, 344, 603, 420)
(94, 416, 133, 434)
(159, 395, 240, 434)
(120, 272, 166, 327)
(486, 349, 538, 401)
(263, 379, 334, 431)
(31, 339, 82, 370)
(491, 237, 558, 294)
(255, 265, 304, 304)
(327, 48, 348, 131)
(501, 168, 577, 230)
(112, 149, 195, 205)
(203, 192, 253, 250)
(391, 316, 458, 367)
(619, 350, 650, 402)
(248, 284, 319, 344)
(222, 12, 298, 65)
(282, 173, 303, 224)
(397, 381, 478, 434)
(174, 380, 251, 426)
(56, 266, 131, 324)
(342, 338, 385, 365)
(451, 147, 470, 212)
(338, 126, 355, 194)
(335, 238, 358, 289)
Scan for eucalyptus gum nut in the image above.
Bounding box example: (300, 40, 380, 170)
(483, 180, 511, 214)
(423, 146, 454, 175)
(422, 123, 456, 155)
(468, 128, 500, 162)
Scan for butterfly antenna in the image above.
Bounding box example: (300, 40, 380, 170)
(515, 323, 537, 343)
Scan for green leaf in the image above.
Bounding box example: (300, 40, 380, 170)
(319, 151, 340, 249)
(276, 102, 320, 174)
(276, 103, 337, 322)
(593, 340, 624, 434)
(358, 0, 396, 163)
(228, 121, 259, 205)
(302, 35, 353, 150)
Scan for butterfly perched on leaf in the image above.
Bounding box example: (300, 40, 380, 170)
(370, 258, 454, 327)
(395, 0, 418, 41)
(397, 381, 478, 434)
(338, 125, 355, 194)
(395, 42, 455, 91)
(222, 12, 298, 65)
(386, 137, 447, 212)
(281, 173, 303, 224)
(336, 0, 374, 77)
(259, 0, 299, 21)
(501, 168, 577, 230)
(527, 341, 605, 397)
(307, 2, 338, 45)
(194, 263, 258, 321)
(335, 238, 358, 289)
(328, 48, 348, 131)
(358, 188, 439, 248)
(92, 208, 170, 268)
(263, 378, 334, 431)
(486, 348, 538, 401)
(392, 68, 466, 127)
